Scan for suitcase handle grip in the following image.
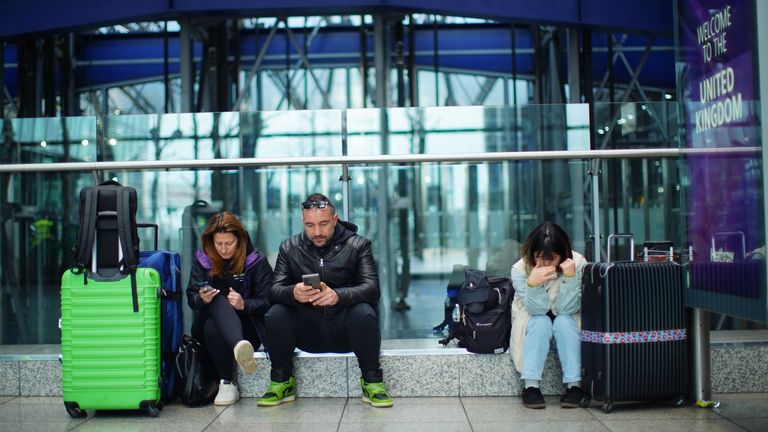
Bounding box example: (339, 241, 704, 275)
(711, 231, 745, 258)
(138, 223, 159, 250)
(607, 233, 634, 263)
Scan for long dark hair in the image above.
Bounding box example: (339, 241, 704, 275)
(521, 222, 574, 273)
(201, 211, 248, 277)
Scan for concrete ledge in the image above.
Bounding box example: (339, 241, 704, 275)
(2, 331, 767, 397)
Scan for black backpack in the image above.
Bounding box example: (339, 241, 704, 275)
(175, 335, 219, 407)
(71, 180, 142, 311)
(438, 268, 514, 354)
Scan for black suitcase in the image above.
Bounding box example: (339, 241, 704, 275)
(580, 234, 688, 413)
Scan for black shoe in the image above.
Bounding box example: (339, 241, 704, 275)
(560, 386, 586, 408)
(521, 386, 546, 409)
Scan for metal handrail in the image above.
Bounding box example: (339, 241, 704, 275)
(0, 146, 760, 173)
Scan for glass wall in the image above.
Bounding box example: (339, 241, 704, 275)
(2, 102, 761, 344)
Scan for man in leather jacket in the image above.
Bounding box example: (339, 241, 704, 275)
(257, 193, 393, 408)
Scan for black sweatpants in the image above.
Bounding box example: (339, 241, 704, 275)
(194, 295, 261, 381)
(264, 303, 382, 382)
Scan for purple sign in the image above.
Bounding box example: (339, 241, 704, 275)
(677, 0, 763, 263)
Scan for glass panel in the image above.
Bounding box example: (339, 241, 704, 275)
(593, 101, 679, 149)
(346, 159, 592, 339)
(242, 110, 343, 158)
(592, 102, 685, 258)
(0, 170, 95, 343)
(347, 104, 590, 156)
(103, 113, 243, 161)
(0, 117, 97, 164)
(0, 117, 97, 343)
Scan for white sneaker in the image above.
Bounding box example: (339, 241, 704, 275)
(214, 380, 239, 406)
(233, 340, 257, 374)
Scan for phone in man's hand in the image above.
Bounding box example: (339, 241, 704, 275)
(302, 273, 321, 289)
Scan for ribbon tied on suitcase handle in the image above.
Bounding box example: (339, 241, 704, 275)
(580, 328, 687, 344)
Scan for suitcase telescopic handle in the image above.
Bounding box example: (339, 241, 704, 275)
(607, 233, 635, 263)
(137, 223, 159, 250)
(711, 231, 746, 258)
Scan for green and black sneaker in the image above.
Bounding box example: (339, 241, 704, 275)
(256, 376, 296, 406)
(360, 378, 393, 408)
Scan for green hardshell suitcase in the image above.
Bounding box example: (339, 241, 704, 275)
(61, 268, 162, 417)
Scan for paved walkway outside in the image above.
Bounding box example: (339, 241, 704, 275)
(1, 393, 767, 432)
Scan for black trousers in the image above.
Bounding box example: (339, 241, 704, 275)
(264, 303, 383, 382)
(194, 295, 261, 381)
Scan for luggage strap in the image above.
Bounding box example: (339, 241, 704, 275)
(160, 289, 183, 301)
(116, 189, 140, 313)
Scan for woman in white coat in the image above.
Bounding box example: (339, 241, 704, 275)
(509, 221, 587, 409)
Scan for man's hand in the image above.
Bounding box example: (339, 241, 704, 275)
(559, 258, 576, 277)
(293, 282, 321, 303)
(308, 282, 339, 306)
(528, 262, 558, 286)
(227, 287, 245, 310)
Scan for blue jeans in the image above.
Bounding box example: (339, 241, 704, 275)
(521, 314, 581, 383)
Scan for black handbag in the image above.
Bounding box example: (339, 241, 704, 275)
(175, 335, 219, 406)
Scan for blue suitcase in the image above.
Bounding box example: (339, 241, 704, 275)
(138, 224, 183, 402)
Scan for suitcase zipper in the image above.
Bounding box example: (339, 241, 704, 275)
(319, 258, 327, 316)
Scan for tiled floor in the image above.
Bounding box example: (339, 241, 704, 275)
(1, 393, 766, 432)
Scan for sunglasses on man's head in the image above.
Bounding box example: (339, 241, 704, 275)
(301, 200, 333, 210)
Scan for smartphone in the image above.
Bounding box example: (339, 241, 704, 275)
(302, 273, 321, 289)
(196, 282, 213, 292)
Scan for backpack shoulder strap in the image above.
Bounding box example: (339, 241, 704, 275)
(116, 188, 139, 312)
(72, 188, 99, 284)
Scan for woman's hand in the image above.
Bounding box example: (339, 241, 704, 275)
(227, 288, 245, 311)
(528, 261, 558, 287)
(199, 286, 219, 304)
(559, 258, 576, 277)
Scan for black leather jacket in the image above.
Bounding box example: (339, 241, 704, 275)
(270, 220, 380, 315)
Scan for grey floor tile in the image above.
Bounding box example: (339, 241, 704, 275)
(0, 396, 15, 404)
(80, 401, 225, 424)
(584, 399, 722, 421)
(730, 417, 768, 432)
(338, 421, 473, 432)
(341, 397, 466, 424)
(0, 421, 82, 432)
(601, 419, 748, 432)
(72, 421, 211, 432)
(461, 396, 595, 422)
(472, 421, 610, 432)
(206, 423, 339, 432)
(214, 397, 346, 424)
(0, 397, 80, 422)
(713, 393, 768, 419)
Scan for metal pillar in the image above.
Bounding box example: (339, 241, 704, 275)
(0, 42, 4, 118)
(179, 19, 194, 113)
(690, 309, 712, 404)
(373, 13, 393, 304)
(567, 28, 586, 251)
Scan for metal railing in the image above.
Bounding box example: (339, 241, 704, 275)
(0, 146, 760, 173)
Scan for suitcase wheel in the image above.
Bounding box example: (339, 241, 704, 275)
(673, 395, 686, 407)
(579, 395, 591, 408)
(602, 400, 614, 414)
(140, 401, 161, 417)
(64, 402, 87, 419)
